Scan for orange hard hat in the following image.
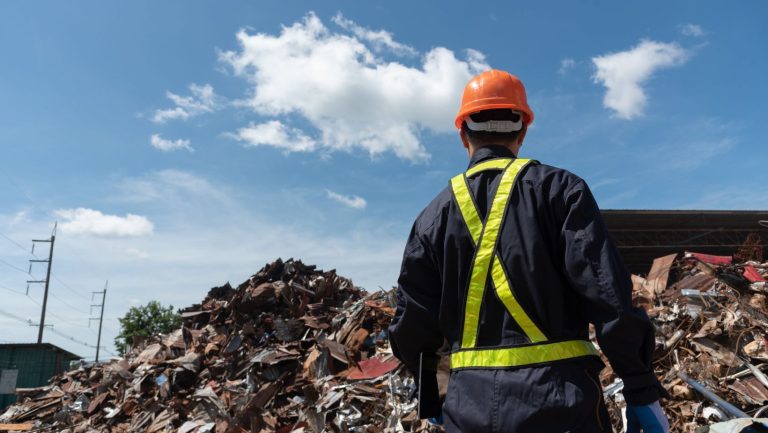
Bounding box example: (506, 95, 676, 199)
(454, 70, 534, 130)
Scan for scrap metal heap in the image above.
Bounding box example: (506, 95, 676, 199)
(0, 259, 432, 433)
(5, 253, 768, 432)
(601, 252, 768, 433)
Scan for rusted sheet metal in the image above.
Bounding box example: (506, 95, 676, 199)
(0, 259, 430, 433)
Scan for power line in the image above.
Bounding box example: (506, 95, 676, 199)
(0, 229, 91, 301)
(49, 292, 90, 315)
(53, 276, 89, 300)
(0, 231, 33, 255)
(0, 307, 33, 325)
(48, 326, 99, 349)
(0, 257, 34, 276)
(0, 282, 28, 296)
(0, 166, 38, 207)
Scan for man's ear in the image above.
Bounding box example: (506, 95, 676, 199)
(460, 129, 470, 150)
(517, 124, 528, 146)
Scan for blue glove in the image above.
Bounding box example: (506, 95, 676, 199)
(625, 401, 669, 433)
(427, 413, 444, 426)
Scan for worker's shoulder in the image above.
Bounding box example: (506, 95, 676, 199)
(411, 185, 453, 235)
(522, 161, 587, 192)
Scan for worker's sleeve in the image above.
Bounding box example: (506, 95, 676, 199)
(559, 180, 664, 406)
(388, 223, 444, 377)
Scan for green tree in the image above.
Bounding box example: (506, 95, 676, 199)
(115, 301, 181, 355)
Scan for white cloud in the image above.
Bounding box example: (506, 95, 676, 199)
(680, 23, 705, 37)
(3, 170, 407, 358)
(234, 120, 317, 152)
(150, 134, 193, 152)
(118, 169, 227, 204)
(56, 208, 154, 237)
(592, 40, 688, 119)
(220, 12, 489, 161)
(152, 83, 218, 123)
(326, 189, 367, 209)
(125, 248, 150, 259)
(559, 58, 575, 75)
(331, 13, 417, 56)
(10, 210, 28, 225)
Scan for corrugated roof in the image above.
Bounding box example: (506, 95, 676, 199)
(602, 210, 768, 274)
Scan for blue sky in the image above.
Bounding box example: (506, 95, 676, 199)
(1, 1, 766, 359)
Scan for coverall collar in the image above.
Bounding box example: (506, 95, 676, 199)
(467, 145, 517, 170)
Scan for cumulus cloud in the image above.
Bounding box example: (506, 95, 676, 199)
(150, 134, 193, 152)
(220, 12, 489, 161)
(234, 120, 317, 152)
(152, 83, 218, 123)
(125, 248, 150, 259)
(559, 58, 575, 75)
(680, 23, 705, 37)
(326, 189, 367, 209)
(119, 169, 226, 204)
(56, 208, 154, 237)
(331, 12, 417, 56)
(592, 40, 688, 119)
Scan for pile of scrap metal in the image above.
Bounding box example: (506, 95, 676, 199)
(0, 259, 435, 433)
(601, 252, 768, 433)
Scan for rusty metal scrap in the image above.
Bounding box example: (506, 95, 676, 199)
(0, 259, 439, 433)
(601, 253, 768, 432)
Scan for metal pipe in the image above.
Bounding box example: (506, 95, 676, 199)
(678, 371, 749, 419)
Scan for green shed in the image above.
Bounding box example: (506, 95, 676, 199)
(0, 343, 81, 409)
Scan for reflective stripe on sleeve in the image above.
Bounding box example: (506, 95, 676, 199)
(450, 339, 598, 369)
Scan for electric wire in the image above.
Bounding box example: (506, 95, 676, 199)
(0, 230, 37, 257)
(0, 229, 91, 301)
(0, 282, 28, 296)
(47, 327, 99, 349)
(0, 257, 33, 275)
(49, 292, 90, 315)
(0, 166, 37, 207)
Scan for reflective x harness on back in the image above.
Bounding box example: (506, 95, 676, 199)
(449, 157, 598, 370)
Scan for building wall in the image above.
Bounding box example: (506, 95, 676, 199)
(0, 345, 75, 409)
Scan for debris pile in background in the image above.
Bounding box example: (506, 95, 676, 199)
(601, 252, 768, 433)
(6, 250, 768, 433)
(0, 259, 435, 433)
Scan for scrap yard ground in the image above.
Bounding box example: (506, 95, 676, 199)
(2, 232, 768, 432)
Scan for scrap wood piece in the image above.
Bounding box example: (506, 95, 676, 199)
(344, 357, 400, 380)
(133, 343, 167, 366)
(744, 339, 768, 361)
(729, 376, 768, 405)
(690, 338, 742, 368)
(645, 253, 678, 296)
(686, 252, 733, 266)
(364, 299, 395, 316)
(0, 425, 33, 432)
(744, 265, 767, 283)
(0, 423, 35, 431)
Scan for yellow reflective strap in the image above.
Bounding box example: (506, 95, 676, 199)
(450, 174, 483, 242)
(490, 255, 547, 343)
(461, 159, 529, 348)
(454, 175, 545, 342)
(465, 158, 512, 178)
(450, 340, 598, 369)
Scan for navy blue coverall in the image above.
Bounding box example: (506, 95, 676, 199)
(388, 145, 662, 433)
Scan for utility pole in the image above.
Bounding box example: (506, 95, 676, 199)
(27, 223, 57, 344)
(89, 281, 107, 363)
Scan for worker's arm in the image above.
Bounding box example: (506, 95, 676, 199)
(388, 223, 443, 376)
(559, 179, 663, 406)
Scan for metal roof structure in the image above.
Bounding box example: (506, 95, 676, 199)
(601, 210, 768, 275)
(0, 343, 81, 362)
